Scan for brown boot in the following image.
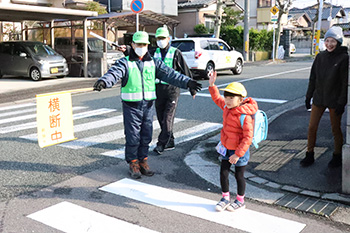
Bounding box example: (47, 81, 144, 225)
(139, 158, 155, 176)
(129, 160, 141, 179)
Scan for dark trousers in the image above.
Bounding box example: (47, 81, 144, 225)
(220, 160, 246, 196)
(123, 100, 154, 163)
(307, 104, 344, 154)
(155, 84, 180, 146)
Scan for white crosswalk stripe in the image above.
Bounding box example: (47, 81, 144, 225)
(27, 179, 305, 233)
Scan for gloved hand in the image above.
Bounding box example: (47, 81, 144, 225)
(189, 88, 197, 96)
(187, 80, 202, 94)
(305, 97, 311, 110)
(93, 80, 106, 92)
(335, 104, 345, 115)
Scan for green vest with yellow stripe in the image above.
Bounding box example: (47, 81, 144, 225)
(121, 56, 156, 102)
(154, 47, 176, 84)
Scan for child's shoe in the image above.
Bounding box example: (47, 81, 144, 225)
(215, 198, 233, 212)
(227, 199, 245, 212)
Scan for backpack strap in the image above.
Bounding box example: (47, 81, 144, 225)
(240, 114, 246, 129)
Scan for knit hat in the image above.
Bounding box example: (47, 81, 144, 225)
(324, 26, 343, 44)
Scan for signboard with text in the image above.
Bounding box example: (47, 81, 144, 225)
(36, 91, 75, 148)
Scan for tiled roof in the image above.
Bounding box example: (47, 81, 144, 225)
(178, 0, 216, 9)
(290, 6, 345, 21)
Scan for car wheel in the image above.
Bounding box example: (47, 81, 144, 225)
(30, 67, 42, 81)
(232, 59, 243, 75)
(205, 62, 215, 80)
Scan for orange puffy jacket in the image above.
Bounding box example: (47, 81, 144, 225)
(209, 85, 258, 157)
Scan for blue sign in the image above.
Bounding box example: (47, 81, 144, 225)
(131, 0, 144, 13)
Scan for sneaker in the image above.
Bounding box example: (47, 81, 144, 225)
(215, 198, 233, 212)
(164, 141, 175, 151)
(129, 160, 141, 179)
(228, 199, 246, 212)
(139, 158, 155, 176)
(153, 144, 164, 155)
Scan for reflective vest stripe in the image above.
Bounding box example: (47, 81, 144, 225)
(154, 47, 176, 84)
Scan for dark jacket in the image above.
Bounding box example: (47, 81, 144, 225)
(306, 46, 349, 108)
(150, 44, 192, 78)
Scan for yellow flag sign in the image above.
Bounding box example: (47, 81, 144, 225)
(36, 91, 76, 148)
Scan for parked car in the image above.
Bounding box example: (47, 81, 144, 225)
(55, 37, 124, 77)
(171, 37, 244, 79)
(0, 41, 68, 81)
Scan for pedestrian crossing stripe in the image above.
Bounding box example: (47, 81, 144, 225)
(0, 108, 117, 134)
(101, 122, 222, 159)
(100, 178, 306, 233)
(0, 106, 87, 125)
(27, 201, 159, 233)
(0, 102, 36, 112)
(57, 118, 185, 149)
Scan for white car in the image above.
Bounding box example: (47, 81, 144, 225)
(171, 38, 244, 79)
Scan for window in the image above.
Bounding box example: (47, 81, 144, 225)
(2, 43, 12, 55)
(200, 40, 210, 50)
(171, 41, 195, 52)
(258, 0, 271, 7)
(218, 42, 230, 51)
(209, 42, 220, 50)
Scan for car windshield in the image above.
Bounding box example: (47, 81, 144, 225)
(88, 39, 113, 52)
(171, 41, 195, 52)
(26, 44, 58, 56)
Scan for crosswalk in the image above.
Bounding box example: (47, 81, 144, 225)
(2, 102, 307, 232)
(0, 102, 222, 158)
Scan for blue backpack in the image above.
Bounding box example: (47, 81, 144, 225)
(240, 110, 268, 149)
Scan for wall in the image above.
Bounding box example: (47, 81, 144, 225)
(173, 10, 197, 38)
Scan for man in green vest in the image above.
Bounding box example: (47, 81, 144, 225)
(93, 31, 202, 179)
(153, 26, 194, 155)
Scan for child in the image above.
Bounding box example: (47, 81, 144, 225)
(208, 71, 258, 211)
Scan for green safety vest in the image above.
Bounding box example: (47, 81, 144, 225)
(154, 47, 176, 84)
(121, 56, 156, 102)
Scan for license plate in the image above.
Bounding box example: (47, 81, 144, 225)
(50, 67, 58, 74)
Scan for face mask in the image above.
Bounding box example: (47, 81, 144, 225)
(157, 39, 168, 49)
(134, 47, 148, 57)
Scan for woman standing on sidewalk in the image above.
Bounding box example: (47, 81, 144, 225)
(301, 26, 349, 168)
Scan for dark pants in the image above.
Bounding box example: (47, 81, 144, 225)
(307, 104, 344, 154)
(123, 100, 154, 163)
(155, 84, 180, 146)
(220, 160, 246, 196)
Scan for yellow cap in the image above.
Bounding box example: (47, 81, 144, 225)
(220, 82, 247, 97)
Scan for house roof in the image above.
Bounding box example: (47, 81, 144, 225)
(178, 0, 216, 9)
(0, 3, 97, 21)
(88, 10, 180, 28)
(290, 6, 345, 21)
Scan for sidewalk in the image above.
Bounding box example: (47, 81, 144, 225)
(184, 67, 350, 226)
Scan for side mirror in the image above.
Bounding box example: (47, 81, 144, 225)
(19, 52, 27, 57)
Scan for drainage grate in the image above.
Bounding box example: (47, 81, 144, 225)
(275, 194, 338, 217)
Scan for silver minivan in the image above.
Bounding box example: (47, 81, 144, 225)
(0, 41, 69, 81)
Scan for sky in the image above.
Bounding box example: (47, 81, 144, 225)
(291, 0, 350, 8)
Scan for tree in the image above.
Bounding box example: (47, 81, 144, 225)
(194, 24, 209, 34)
(274, 0, 293, 58)
(221, 7, 244, 27)
(86, 1, 107, 15)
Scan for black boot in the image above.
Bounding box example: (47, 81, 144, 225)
(300, 151, 315, 167)
(328, 153, 342, 168)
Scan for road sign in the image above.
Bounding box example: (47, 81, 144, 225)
(271, 14, 278, 23)
(270, 5, 279, 15)
(130, 0, 144, 14)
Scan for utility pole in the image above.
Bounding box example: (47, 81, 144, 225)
(214, 0, 223, 38)
(315, 0, 323, 55)
(243, 0, 249, 61)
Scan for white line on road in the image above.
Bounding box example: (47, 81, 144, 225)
(101, 122, 222, 159)
(0, 106, 87, 125)
(0, 108, 117, 134)
(181, 93, 287, 104)
(59, 118, 186, 149)
(28, 201, 159, 233)
(100, 179, 306, 233)
(0, 102, 36, 112)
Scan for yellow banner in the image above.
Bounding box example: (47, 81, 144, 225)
(36, 91, 76, 148)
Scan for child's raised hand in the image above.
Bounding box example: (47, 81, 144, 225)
(208, 71, 217, 87)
